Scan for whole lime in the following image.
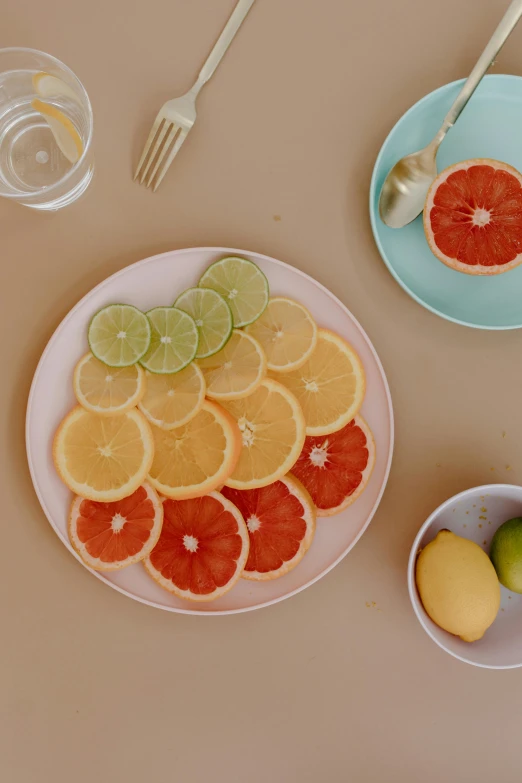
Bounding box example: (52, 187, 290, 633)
(490, 518, 522, 593)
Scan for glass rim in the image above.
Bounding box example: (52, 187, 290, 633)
(0, 46, 94, 199)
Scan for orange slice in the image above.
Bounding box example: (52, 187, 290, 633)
(222, 475, 316, 580)
(245, 297, 318, 372)
(147, 400, 241, 499)
(138, 364, 205, 429)
(73, 352, 145, 415)
(144, 492, 249, 602)
(31, 98, 83, 163)
(220, 378, 306, 490)
(272, 329, 365, 436)
(69, 483, 163, 571)
(197, 329, 266, 400)
(53, 407, 154, 502)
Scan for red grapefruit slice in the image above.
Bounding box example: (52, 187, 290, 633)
(144, 493, 249, 602)
(68, 482, 163, 571)
(291, 416, 375, 517)
(424, 159, 522, 275)
(221, 475, 316, 581)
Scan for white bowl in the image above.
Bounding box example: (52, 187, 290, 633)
(408, 484, 522, 669)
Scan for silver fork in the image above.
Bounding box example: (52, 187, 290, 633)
(135, 0, 256, 191)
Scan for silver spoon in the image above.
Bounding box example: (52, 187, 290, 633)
(379, 0, 522, 229)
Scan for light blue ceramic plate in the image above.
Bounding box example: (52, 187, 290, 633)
(370, 74, 522, 329)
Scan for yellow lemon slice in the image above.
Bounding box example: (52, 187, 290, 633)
(245, 297, 318, 372)
(73, 353, 145, 415)
(53, 407, 154, 502)
(32, 98, 83, 164)
(197, 329, 266, 401)
(220, 378, 306, 490)
(33, 72, 81, 103)
(139, 363, 206, 429)
(272, 329, 365, 436)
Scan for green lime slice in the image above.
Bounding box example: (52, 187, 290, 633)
(88, 304, 151, 367)
(140, 307, 198, 374)
(174, 287, 233, 359)
(198, 256, 269, 328)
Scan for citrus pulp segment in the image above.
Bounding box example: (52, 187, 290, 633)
(140, 306, 198, 374)
(198, 256, 269, 327)
(68, 482, 163, 570)
(144, 492, 249, 601)
(88, 304, 151, 368)
(147, 400, 241, 499)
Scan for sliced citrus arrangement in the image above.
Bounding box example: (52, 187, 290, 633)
(219, 378, 305, 490)
(245, 297, 318, 372)
(197, 329, 267, 400)
(424, 159, 522, 275)
(53, 407, 154, 502)
(138, 363, 205, 429)
(31, 97, 83, 163)
(68, 482, 163, 571)
(174, 287, 233, 358)
(140, 306, 198, 374)
(221, 475, 315, 580)
(291, 415, 375, 516)
(147, 400, 241, 499)
(198, 256, 269, 327)
(273, 329, 365, 436)
(144, 492, 249, 601)
(73, 352, 145, 415)
(88, 304, 151, 367)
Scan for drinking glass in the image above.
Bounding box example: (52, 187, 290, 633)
(0, 47, 93, 210)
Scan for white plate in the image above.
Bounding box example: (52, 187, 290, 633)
(26, 248, 394, 615)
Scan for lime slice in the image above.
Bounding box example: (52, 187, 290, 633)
(31, 98, 83, 163)
(140, 307, 198, 374)
(198, 257, 269, 328)
(174, 287, 233, 359)
(88, 304, 151, 367)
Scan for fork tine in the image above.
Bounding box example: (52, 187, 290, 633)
(145, 123, 179, 187)
(134, 113, 164, 181)
(152, 129, 189, 191)
(139, 119, 172, 183)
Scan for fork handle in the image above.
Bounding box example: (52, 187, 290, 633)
(193, 0, 256, 91)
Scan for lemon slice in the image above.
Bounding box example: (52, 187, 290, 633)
(140, 307, 199, 374)
(53, 407, 154, 502)
(198, 256, 269, 327)
(272, 329, 366, 435)
(220, 378, 306, 490)
(197, 329, 267, 400)
(174, 287, 233, 358)
(73, 352, 145, 415)
(31, 98, 83, 164)
(88, 304, 151, 368)
(33, 72, 81, 103)
(139, 363, 206, 429)
(245, 297, 318, 372)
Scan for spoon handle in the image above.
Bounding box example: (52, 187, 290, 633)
(442, 0, 522, 131)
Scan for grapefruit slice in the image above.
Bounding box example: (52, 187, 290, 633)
(272, 329, 365, 436)
(53, 407, 154, 502)
(424, 159, 522, 275)
(291, 415, 375, 517)
(144, 492, 249, 601)
(68, 483, 163, 571)
(221, 475, 316, 581)
(147, 400, 241, 499)
(220, 378, 306, 490)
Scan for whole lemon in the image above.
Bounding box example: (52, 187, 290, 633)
(416, 529, 500, 642)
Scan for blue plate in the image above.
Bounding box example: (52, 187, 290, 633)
(370, 74, 522, 329)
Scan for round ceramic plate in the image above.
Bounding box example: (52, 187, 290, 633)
(370, 74, 522, 329)
(26, 248, 393, 615)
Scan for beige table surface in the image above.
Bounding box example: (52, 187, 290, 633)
(3, 0, 522, 780)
